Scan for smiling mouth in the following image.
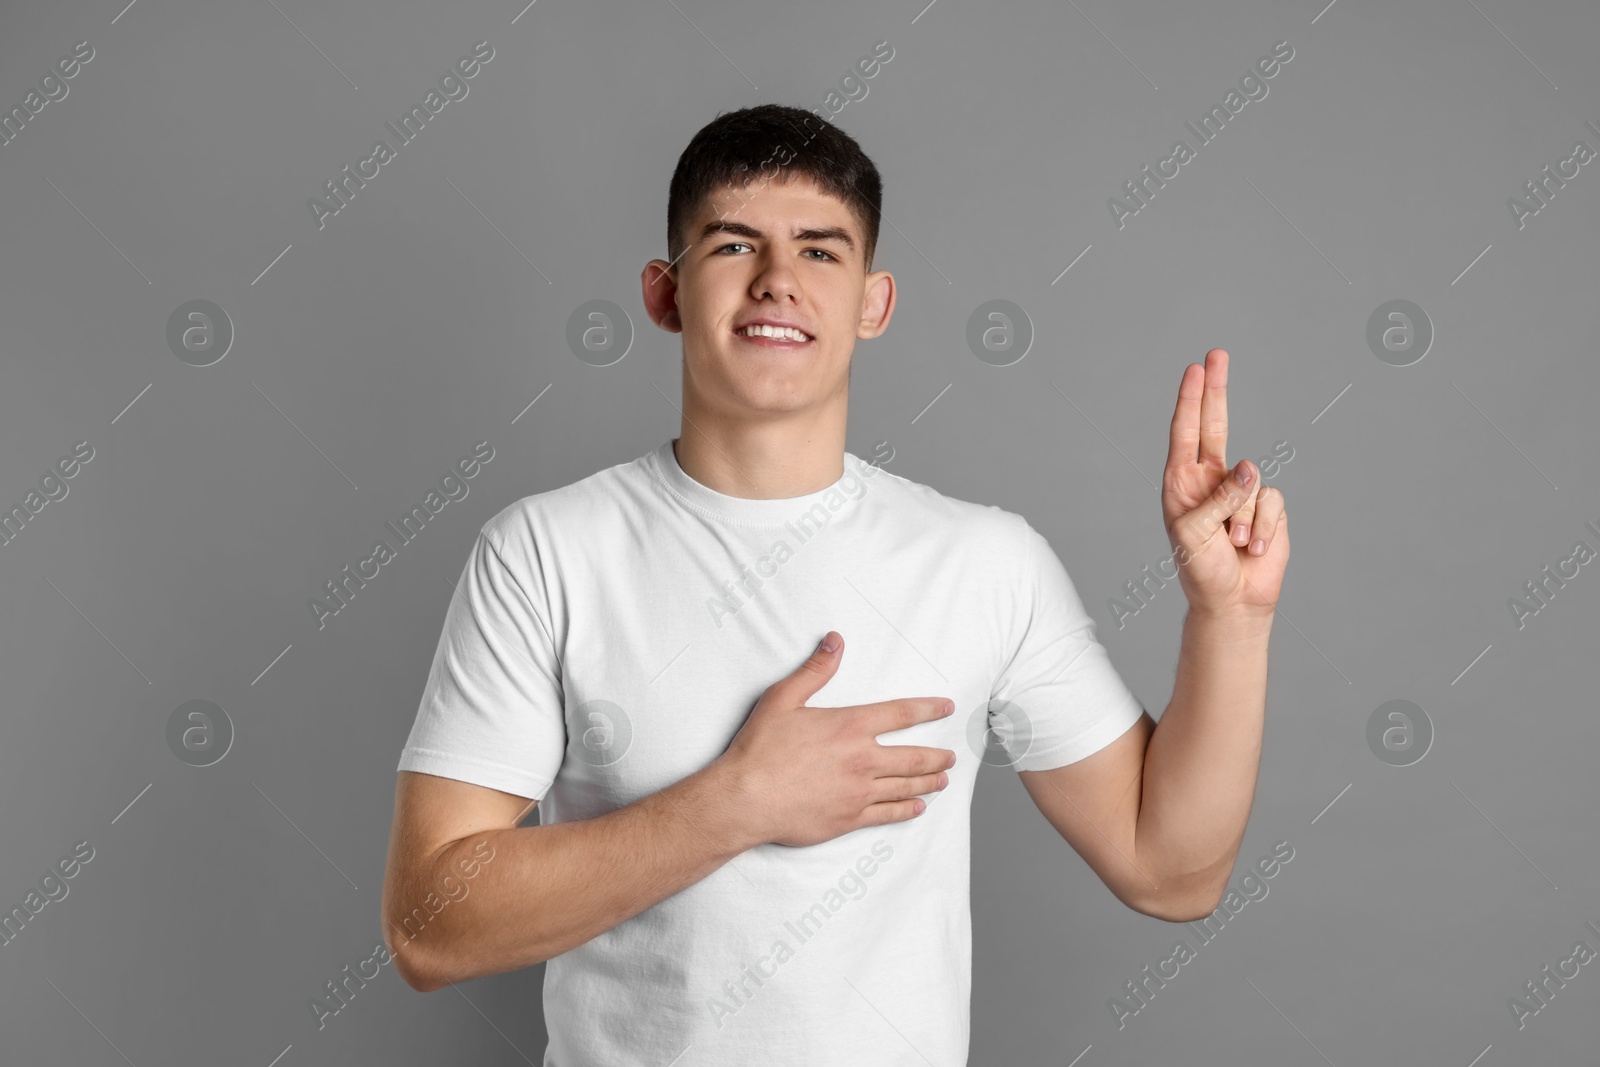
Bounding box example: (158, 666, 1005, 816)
(734, 324, 814, 347)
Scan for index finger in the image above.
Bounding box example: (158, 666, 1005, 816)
(852, 697, 954, 737)
(1198, 348, 1229, 469)
(1166, 361, 1204, 471)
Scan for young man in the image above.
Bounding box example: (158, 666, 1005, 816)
(381, 103, 1289, 1065)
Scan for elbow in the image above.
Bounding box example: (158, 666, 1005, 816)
(390, 941, 448, 993)
(1146, 894, 1223, 924)
(1128, 868, 1229, 923)
(383, 918, 451, 993)
(1143, 878, 1228, 924)
(386, 933, 433, 993)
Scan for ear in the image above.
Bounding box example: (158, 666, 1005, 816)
(857, 268, 896, 340)
(641, 260, 683, 332)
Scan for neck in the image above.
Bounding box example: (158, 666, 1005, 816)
(672, 420, 847, 499)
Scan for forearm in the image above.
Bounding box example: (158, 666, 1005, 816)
(392, 761, 761, 991)
(1135, 607, 1273, 908)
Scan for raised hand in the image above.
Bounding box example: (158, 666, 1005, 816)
(1161, 349, 1289, 619)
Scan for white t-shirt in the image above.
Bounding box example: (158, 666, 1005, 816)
(397, 439, 1146, 1066)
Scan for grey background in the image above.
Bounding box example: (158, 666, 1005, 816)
(1, 0, 1596, 1063)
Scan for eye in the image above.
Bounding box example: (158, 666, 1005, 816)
(715, 242, 752, 255)
(803, 249, 837, 262)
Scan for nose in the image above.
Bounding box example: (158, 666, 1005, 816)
(750, 249, 801, 303)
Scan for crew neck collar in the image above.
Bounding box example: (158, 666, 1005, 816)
(648, 439, 870, 528)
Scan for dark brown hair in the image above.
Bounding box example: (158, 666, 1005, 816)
(667, 104, 884, 272)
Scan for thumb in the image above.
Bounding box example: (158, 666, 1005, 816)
(767, 631, 843, 707)
(1178, 459, 1256, 551)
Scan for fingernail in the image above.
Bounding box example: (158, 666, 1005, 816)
(1250, 539, 1265, 555)
(1233, 524, 1250, 545)
(936, 772, 949, 789)
(1235, 462, 1252, 487)
(818, 633, 838, 653)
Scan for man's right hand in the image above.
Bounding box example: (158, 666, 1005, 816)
(715, 631, 956, 848)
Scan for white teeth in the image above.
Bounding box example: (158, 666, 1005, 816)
(740, 324, 810, 342)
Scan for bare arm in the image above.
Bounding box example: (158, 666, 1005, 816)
(1017, 351, 1289, 922)
(381, 630, 954, 992)
(381, 763, 756, 992)
(1017, 609, 1271, 922)
(1133, 607, 1272, 907)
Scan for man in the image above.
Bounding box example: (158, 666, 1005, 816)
(381, 103, 1288, 1065)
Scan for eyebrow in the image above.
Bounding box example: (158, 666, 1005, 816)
(698, 218, 857, 253)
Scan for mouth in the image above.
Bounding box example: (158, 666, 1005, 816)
(733, 323, 815, 349)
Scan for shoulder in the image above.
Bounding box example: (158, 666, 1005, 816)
(859, 458, 1031, 556)
(476, 450, 652, 558)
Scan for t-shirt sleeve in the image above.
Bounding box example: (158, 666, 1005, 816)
(395, 526, 566, 801)
(988, 515, 1146, 772)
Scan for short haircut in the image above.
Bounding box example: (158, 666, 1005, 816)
(667, 104, 884, 272)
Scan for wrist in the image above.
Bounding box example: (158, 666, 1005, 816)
(1185, 603, 1276, 634)
(695, 756, 771, 853)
